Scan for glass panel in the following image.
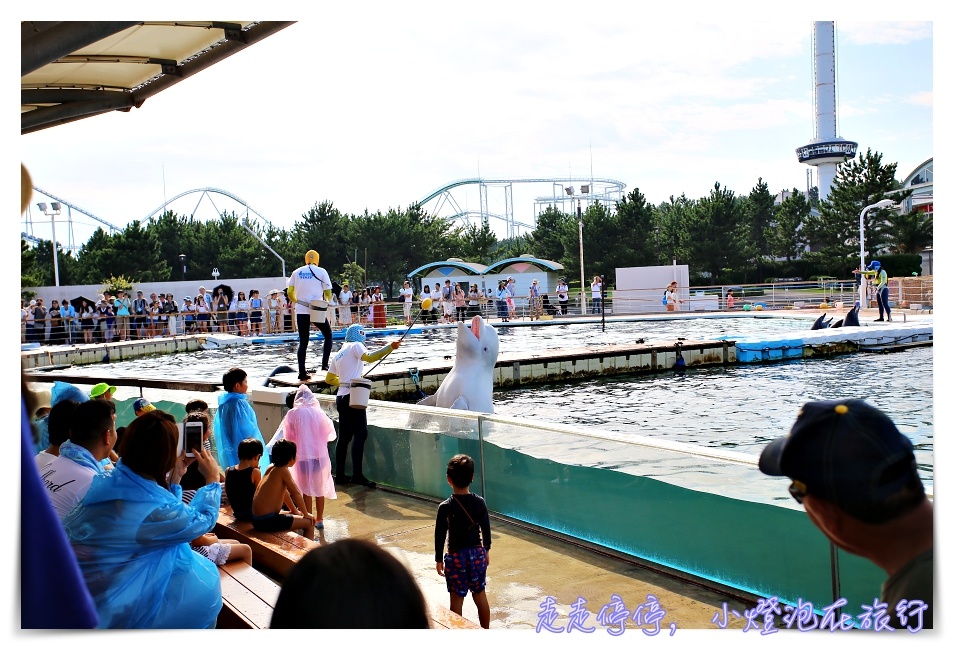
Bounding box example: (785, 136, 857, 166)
(477, 414, 884, 611)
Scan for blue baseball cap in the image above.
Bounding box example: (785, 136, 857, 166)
(867, 260, 881, 270)
(759, 399, 924, 523)
(133, 397, 156, 414)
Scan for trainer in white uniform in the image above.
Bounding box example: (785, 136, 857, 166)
(287, 250, 334, 380)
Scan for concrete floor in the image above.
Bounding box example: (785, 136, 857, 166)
(312, 482, 752, 631)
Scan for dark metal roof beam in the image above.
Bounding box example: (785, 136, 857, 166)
(21, 95, 136, 134)
(22, 89, 128, 104)
(21, 21, 141, 76)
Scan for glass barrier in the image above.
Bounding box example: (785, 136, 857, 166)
(475, 413, 884, 611)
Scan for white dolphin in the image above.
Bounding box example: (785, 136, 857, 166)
(418, 315, 499, 413)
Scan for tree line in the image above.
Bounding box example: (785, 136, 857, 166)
(21, 148, 932, 297)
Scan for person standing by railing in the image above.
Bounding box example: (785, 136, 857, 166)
(528, 279, 542, 320)
(338, 283, 354, 327)
(235, 291, 251, 336)
(556, 278, 569, 315)
(590, 276, 602, 314)
(113, 290, 131, 341)
(665, 281, 684, 312)
(454, 282, 467, 322)
(495, 280, 510, 322)
(49, 299, 63, 345)
(400, 280, 414, 326)
(506, 277, 517, 320)
(725, 288, 736, 310)
(23, 299, 34, 343)
(468, 284, 480, 319)
(80, 300, 95, 343)
(60, 296, 77, 344)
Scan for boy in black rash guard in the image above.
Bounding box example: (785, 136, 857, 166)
(224, 438, 263, 521)
(434, 454, 492, 628)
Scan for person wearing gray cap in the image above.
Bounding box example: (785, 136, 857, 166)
(759, 399, 933, 631)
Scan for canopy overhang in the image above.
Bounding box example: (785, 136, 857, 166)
(21, 21, 294, 135)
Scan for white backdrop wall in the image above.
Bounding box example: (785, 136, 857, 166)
(615, 265, 691, 313)
(23, 276, 289, 305)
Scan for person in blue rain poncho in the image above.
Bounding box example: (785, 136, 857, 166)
(63, 410, 224, 628)
(32, 380, 89, 454)
(213, 367, 270, 471)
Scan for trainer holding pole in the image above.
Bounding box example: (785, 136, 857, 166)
(287, 250, 334, 381)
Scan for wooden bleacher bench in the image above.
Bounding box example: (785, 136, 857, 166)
(431, 605, 482, 629)
(215, 506, 319, 578)
(217, 561, 282, 629)
(215, 505, 480, 629)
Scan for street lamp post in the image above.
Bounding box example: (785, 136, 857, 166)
(36, 202, 63, 286)
(858, 199, 896, 310)
(179, 254, 187, 281)
(577, 197, 586, 315)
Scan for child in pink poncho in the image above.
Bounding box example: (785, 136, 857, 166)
(269, 384, 337, 528)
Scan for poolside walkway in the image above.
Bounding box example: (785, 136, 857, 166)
(313, 482, 752, 631)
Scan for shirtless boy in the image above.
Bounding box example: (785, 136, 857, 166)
(252, 439, 316, 538)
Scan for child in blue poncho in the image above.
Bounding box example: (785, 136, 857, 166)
(213, 367, 270, 472)
(64, 411, 224, 629)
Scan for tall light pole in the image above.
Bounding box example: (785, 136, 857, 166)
(37, 202, 62, 286)
(858, 199, 896, 310)
(578, 198, 586, 314)
(178, 254, 187, 281)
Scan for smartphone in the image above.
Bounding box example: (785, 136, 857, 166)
(184, 421, 203, 458)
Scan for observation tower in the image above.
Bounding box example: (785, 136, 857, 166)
(796, 21, 857, 201)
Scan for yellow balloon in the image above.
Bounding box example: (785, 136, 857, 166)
(421, 298, 433, 311)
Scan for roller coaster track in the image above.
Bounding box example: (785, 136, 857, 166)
(417, 177, 626, 239)
(142, 187, 276, 228)
(24, 186, 123, 252)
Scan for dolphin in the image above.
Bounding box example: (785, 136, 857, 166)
(417, 315, 499, 414)
(843, 304, 861, 327)
(810, 313, 833, 330)
(830, 319, 845, 328)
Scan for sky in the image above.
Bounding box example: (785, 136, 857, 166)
(16, 5, 936, 249)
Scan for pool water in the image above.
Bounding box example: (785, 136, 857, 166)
(493, 347, 933, 487)
(43, 315, 933, 486)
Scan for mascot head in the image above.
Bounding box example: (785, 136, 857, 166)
(305, 250, 320, 265)
(345, 324, 367, 343)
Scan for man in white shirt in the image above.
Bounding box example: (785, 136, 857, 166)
(35, 399, 81, 470)
(287, 250, 334, 380)
(400, 281, 414, 325)
(40, 399, 116, 520)
(441, 280, 455, 324)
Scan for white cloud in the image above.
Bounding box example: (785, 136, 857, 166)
(838, 21, 932, 45)
(905, 91, 934, 107)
